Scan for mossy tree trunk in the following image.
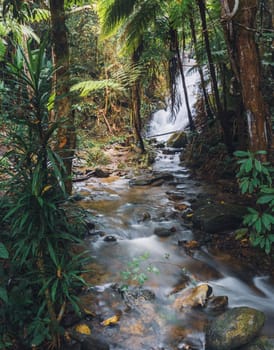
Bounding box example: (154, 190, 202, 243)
(221, 0, 272, 155)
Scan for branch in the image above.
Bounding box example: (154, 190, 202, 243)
(221, 0, 239, 20)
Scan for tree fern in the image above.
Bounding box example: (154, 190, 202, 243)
(98, 0, 137, 37)
(70, 79, 124, 97)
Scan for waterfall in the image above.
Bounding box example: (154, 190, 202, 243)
(148, 58, 199, 142)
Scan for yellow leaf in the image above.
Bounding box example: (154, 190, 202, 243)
(83, 308, 96, 317)
(101, 314, 120, 326)
(220, 200, 225, 204)
(75, 324, 91, 335)
(186, 213, 193, 218)
(41, 185, 52, 195)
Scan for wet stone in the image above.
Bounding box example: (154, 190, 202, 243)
(166, 191, 185, 201)
(81, 336, 110, 350)
(240, 336, 274, 350)
(103, 235, 118, 242)
(172, 284, 213, 310)
(154, 226, 176, 237)
(206, 296, 229, 313)
(206, 307, 265, 350)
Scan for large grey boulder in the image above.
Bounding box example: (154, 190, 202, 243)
(192, 203, 246, 233)
(206, 307, 265, 350)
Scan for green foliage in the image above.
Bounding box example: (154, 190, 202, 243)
(0, 40, 88, 349)
(235, 150, 274, 254)
(120, 252, 159, 291)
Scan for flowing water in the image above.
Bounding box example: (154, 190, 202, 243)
(73, 64, 274, 349)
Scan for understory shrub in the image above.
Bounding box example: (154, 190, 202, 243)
(235, 150, 274, 254)
(0, 40, 88, 349)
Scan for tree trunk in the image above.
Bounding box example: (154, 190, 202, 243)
(189, 13, 213, 121)
(221, 0, 272, 154)
(197, 0, 235, 153)
(49, 0, 75, 194)
(172, 28, 195, 131)
(132, 80, 145, 153)
(131, 47, 145, 153)
(196, 0, 222, 116)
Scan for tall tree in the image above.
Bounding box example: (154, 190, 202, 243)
(49, 0, 75, 193)
(221, 0, 272, 154)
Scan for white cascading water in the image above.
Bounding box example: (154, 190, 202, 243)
(148, 58, 199, 141)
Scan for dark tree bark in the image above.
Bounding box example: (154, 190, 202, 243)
(197, 0, 235, 154)
(171, 28, 195, 131)
(49, 0, 75, 193)
(189, 12, 213, 121)
(131, 46, 145, 153)
(221, 0, 272, 154)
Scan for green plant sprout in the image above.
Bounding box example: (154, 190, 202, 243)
(234, 150, 274, 254)
(120, 252, 160, 291)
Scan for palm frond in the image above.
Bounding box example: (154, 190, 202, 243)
(119, 0, 163, 53)
(98, 0, 137, 37)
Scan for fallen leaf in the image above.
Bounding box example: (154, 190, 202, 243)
(101, 314, 121, 326)
(75, 323, 91, 335)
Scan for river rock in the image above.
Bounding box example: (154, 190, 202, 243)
(172, 283, 213, 310)
(206, 295, 229, 313)
(154, 226, 176, 237)
(166, 131, 188, 148)
(129, 173, 173, 186)
(81, 336, 110, 350)
(240, 336, 274, 350)
(192, 203, 247, 233)
(166, 190, 185, 201)
(206, 307, 265, 350)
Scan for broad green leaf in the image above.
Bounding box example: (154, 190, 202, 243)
(234, 150, 249, 157)
(241, 179, 249, 194)
(255, 218, 262, 233)
(257, 195, 274, 204)
(0, 287, 8, 303)
(0, 242, 9, 259)
(254, 159, 262, 172)
(244, 158, 253, 173)
(261, 213, 271, 230)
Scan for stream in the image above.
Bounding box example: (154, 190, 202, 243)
(72, 64, 274, 349)
(74, 149, 274, 349)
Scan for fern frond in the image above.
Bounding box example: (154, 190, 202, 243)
(70, 79, 124, 97)
(31, 8, 50, 23)
(98, 0, 137, 37)
(119, 0, 162, 53)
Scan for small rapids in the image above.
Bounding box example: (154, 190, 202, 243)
(74, 149, 274, 350)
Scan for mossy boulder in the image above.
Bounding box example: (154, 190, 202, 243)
(166, 131, 188, 148)
(206, 307, 265, 350)
(240, 336, 274, 350)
